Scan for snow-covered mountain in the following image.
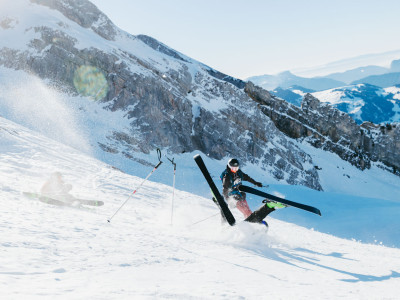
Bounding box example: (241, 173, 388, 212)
(1, 111, 400, 299)
(0, 0, 323, 191)
(312, 84, 400, 124)
(275, 84, 400, 125)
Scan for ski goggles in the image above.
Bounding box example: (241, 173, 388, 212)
(230, 166, 239, 173)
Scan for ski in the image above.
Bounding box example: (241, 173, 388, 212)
(193, 154, 236, 226)
(39, 196, 72, 206)
(239, 185, 322, 216)
(23, 192, 104, 207)
(75, 199, 104, 206)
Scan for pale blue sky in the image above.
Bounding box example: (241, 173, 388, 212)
(91, 0, 400, 79)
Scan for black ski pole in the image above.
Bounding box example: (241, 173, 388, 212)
(165, 155, 177, 225)
(107, 149, 163, 223)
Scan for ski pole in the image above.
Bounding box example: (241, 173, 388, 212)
(189, 212, 220, 227)
(165, 155, 177, 225)
(107, 149, 163, 223)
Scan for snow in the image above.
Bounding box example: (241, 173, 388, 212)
(291, 89, 306, 97)
(1, 111, 400, 299)
(385, 87, 400, 100)
(312, 85, 366, 122)
(1, 1, 400, 297)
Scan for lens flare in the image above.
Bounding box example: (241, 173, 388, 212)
(73, 65, 108, 101)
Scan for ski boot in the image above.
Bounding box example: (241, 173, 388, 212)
(262, 199, 287, 209)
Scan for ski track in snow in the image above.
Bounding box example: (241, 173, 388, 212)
(1, 118, 400, 299)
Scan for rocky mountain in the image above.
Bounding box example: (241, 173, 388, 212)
(0, 0, 399, 192)
(270, 86, 314, 107)
(0, 0, 321, 190)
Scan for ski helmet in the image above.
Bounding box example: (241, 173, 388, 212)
(228, 158, 240, 173)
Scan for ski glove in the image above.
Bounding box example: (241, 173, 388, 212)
(255, 182, 262, 188)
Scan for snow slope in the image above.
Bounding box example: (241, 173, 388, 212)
(1, 116, 400, 299)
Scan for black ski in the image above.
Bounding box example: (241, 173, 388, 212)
(193, 154, 236, 226)
(239, 185, 322, 216)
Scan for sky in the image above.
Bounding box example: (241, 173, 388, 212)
(84, 1, 400, 79)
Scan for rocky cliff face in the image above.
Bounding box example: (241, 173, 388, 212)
(360, 122, 400, 175)
(0, 0, 323, 190)
(245, 82, 400, 175)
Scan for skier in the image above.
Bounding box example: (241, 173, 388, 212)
(40, 172, 75, 204)
(220, 158, 263, 218)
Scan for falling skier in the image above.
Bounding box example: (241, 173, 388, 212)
(40, 172, 75, 204)
(220, 158, 263, 218)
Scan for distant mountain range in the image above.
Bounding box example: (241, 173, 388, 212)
(248, 59, 400, 92)
(292, 49, 400, 77)
(323, 66, 388, 84)
(248, 71, 345, 91)
(351, 72, 400, 87)
(251, 56, 400, 125)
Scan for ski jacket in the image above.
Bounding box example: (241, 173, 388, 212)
(220, 167, 258, 199)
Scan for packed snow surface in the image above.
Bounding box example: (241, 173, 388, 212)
(1, 116, 400, 299)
